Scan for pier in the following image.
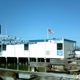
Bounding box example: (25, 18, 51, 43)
(0, 57, 80, 80)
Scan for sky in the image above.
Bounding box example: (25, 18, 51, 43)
(0, 0, 80, 45)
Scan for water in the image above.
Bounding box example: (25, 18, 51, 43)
(1, 76, 14, 80)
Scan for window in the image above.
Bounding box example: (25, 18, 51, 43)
(2, 45, 6, 50)
(46, 51, 50, 55)
(57, 43, 63, 50)
(30, 58, 36, 62)
(0, 57, 6, 63)
(38, 58, 45, 62)
(7, 57, 17, 64)
(24, 44, 29, 50)
(46, 58, 50, 62)
(18, 57, 28, 64)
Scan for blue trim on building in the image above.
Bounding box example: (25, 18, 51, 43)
(75, 50, 80, 51)
(29, 39, 48, 42)
(0, 38, 76, 45)
(29, 39, 76, 43)
(64, 39, 76, 43)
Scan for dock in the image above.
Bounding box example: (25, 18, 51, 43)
(0, 58, 80, 80)
(0, 68, 77, 80)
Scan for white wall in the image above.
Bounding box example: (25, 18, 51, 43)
(15, 44, 25, 57)
(46, 41, 64, 58)
(1, 51, 7, 57)
(29, 44, 37, 58)
(29, 40, 64, 58)
(1, 39, 64, 58)
(2, 44, 28, 57)
(75, 51, 80, 58)
(36, 42, 46, 58)
(2, 45, 14, 57)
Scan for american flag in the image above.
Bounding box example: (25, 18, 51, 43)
(48, 29, 54, 34)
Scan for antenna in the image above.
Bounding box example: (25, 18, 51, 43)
(0, 25, 1, 34)
(5, 18, 8, 35)
(0, 25, 7, 38)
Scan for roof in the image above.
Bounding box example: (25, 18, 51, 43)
(29, 38, 76, 43)
(75, 50, 80, 51)
(0, 38, 76, 45)
(64, 39, 76, 43)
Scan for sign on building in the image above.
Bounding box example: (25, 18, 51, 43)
(57, 50, 63, 56)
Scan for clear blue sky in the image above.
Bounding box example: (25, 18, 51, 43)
(0, 0, 80, 45)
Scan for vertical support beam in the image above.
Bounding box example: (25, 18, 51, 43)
(44, 39, 46, 72)
(14, 41, 15, 57)
(44, 39, 46, 59)
(75, 42, 77, 58)
(45, 59, 46, 72)
(17, 57, 18, 70)
(75, 42, 77, 50)
(75, 43, 77, 50)
(6, 57, 7, 69)
(62, 38, 65, 58)
(28, 58, 30, 71)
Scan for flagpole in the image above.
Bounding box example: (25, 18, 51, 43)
(47, 28, 49, 39)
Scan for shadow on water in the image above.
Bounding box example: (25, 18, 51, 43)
(0, 57, 29, 71)
(0, 57, 6, 68)
(0, 57, 47, 72)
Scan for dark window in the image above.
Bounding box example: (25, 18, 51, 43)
(57, 43, 63, 50)
(7, 57, 17, 64)
(30, 58, 36, 62)
(2, 45, 6, 50)
(0, 57, 6, 63)
(38, 58, 44, 62)
(46, 58, 50, 62)
(18, 57, 28, 64)
(24, 44, 29, 50)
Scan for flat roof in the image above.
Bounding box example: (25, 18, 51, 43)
(0, 38, 76, 45)
(29, 38, 76, 43)
(64, 39, 76, 43)
(75, 50, 80, 51)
